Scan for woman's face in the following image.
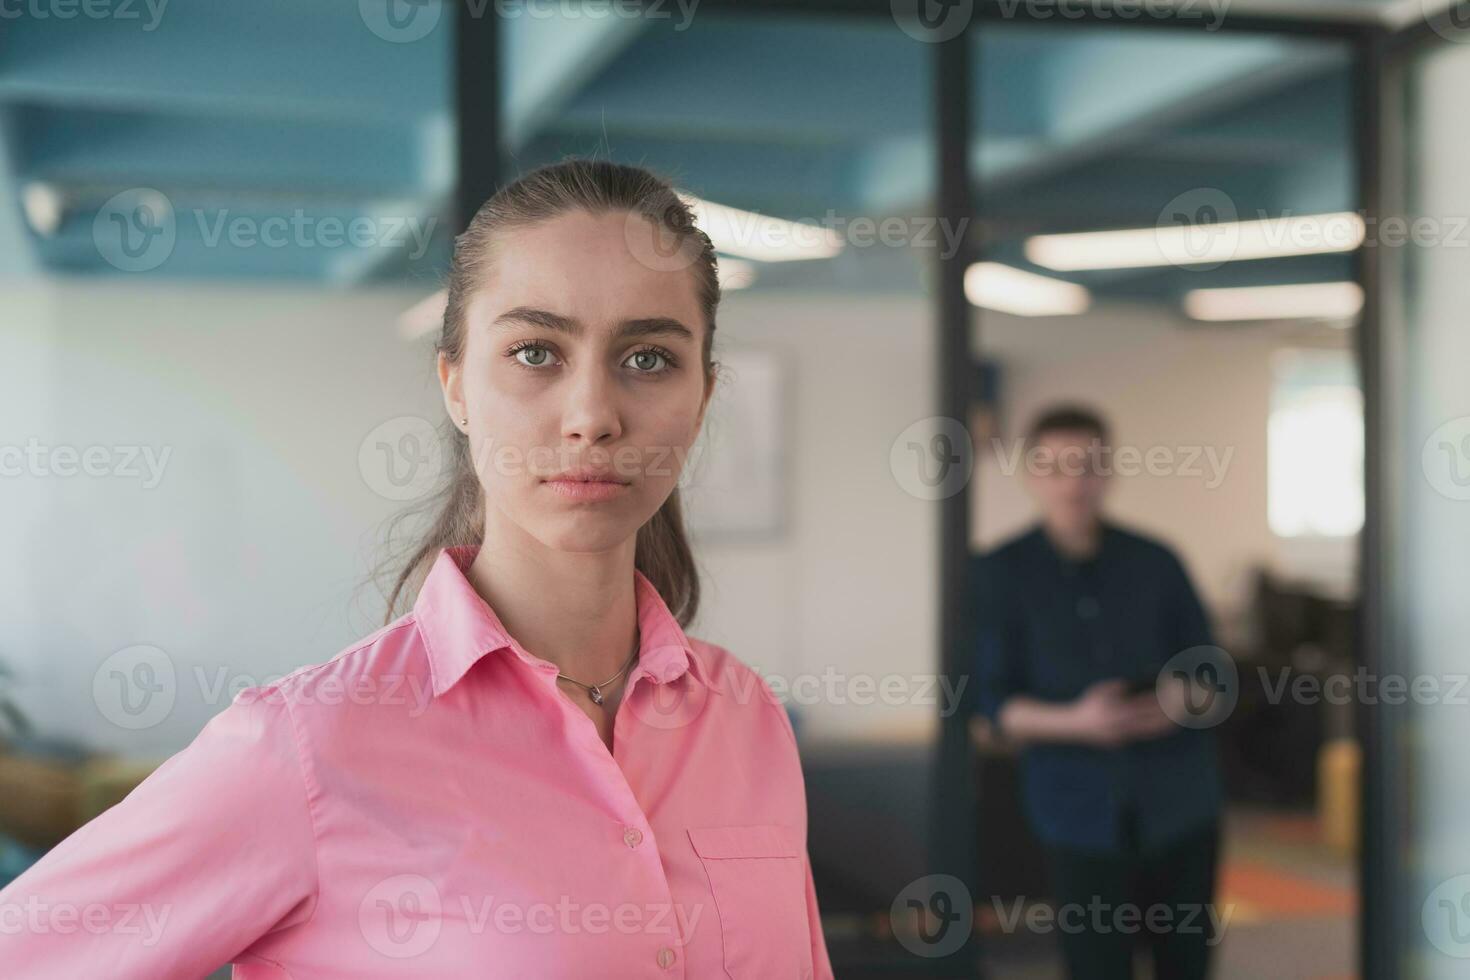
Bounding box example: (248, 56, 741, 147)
(439, 209, 714, 556)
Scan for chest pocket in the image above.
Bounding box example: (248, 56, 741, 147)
(688, 825, 814, 980)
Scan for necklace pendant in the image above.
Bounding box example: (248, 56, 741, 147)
(588, 686, 604, 705)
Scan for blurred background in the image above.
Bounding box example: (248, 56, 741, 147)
(2, 1, 1470, 977)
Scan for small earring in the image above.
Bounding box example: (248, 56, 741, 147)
(460, 417, 468, 426)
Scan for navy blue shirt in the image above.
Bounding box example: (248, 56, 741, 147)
(968, 521, 1222, 854)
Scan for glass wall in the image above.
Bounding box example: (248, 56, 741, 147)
(968, 21, 1362, 979)
(1387, 31, 1470, 980)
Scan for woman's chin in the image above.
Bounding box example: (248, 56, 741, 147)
(534, 513, 642, 554)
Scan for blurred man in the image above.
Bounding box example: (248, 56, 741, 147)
(969, 405, 1223, 980)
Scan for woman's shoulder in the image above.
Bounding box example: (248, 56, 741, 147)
(686, 636, 759, 695)
(685, 637, 798, 745)
(235, 613, 430, 722)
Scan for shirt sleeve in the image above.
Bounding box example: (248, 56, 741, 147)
(0, 685, 320, 979)
(969, 552, 1026, 727)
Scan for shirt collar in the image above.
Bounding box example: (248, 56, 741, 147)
(412, 544, 720, 699)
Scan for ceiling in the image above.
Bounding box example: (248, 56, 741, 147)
(0, 0, 1447, 302)
(508, 14, 1357, 303)
(0, 0, 454, 284)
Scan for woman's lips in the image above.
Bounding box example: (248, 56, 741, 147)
(542, 479, 630, 502)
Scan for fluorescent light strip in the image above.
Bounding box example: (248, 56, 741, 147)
(680, 194, 843, 263)
(1183, 282, 1364, 322)
(965, 262, 1091, 317)
(1026, 212, 1366, 271)
(21, 181, 64, 238)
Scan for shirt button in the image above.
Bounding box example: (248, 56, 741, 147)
(656, 946, 677, 969)
(623, 826, 643, 848)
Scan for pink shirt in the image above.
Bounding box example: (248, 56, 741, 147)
(0, 545, 834, 979)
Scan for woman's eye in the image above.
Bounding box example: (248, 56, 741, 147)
(627, 349, 669, 373)
(512, 344, 554, 368)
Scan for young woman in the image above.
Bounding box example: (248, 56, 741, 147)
(0, 160, 834, 979)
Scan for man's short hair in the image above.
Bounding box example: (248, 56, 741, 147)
(1024, 404, 1110, 449)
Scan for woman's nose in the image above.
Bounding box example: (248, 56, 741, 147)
(559, 366, 623, 445)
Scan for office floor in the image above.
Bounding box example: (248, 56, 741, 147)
(979, 806, 1358, 980)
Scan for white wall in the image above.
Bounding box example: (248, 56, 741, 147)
(1, 283, 940, 754)
(3, 280, 444, 754)
(690, 292, 939, 743)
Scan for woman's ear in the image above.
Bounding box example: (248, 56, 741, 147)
(438, 350, 465, 429)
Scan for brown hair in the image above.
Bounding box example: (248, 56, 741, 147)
(1024, 403, 1110, 449)
(371, 158, 722, 628)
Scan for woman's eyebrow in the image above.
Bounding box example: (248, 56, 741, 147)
(493, 307, 694, 342)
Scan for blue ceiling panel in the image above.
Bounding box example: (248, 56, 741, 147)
(0, 3, 1357, 306)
